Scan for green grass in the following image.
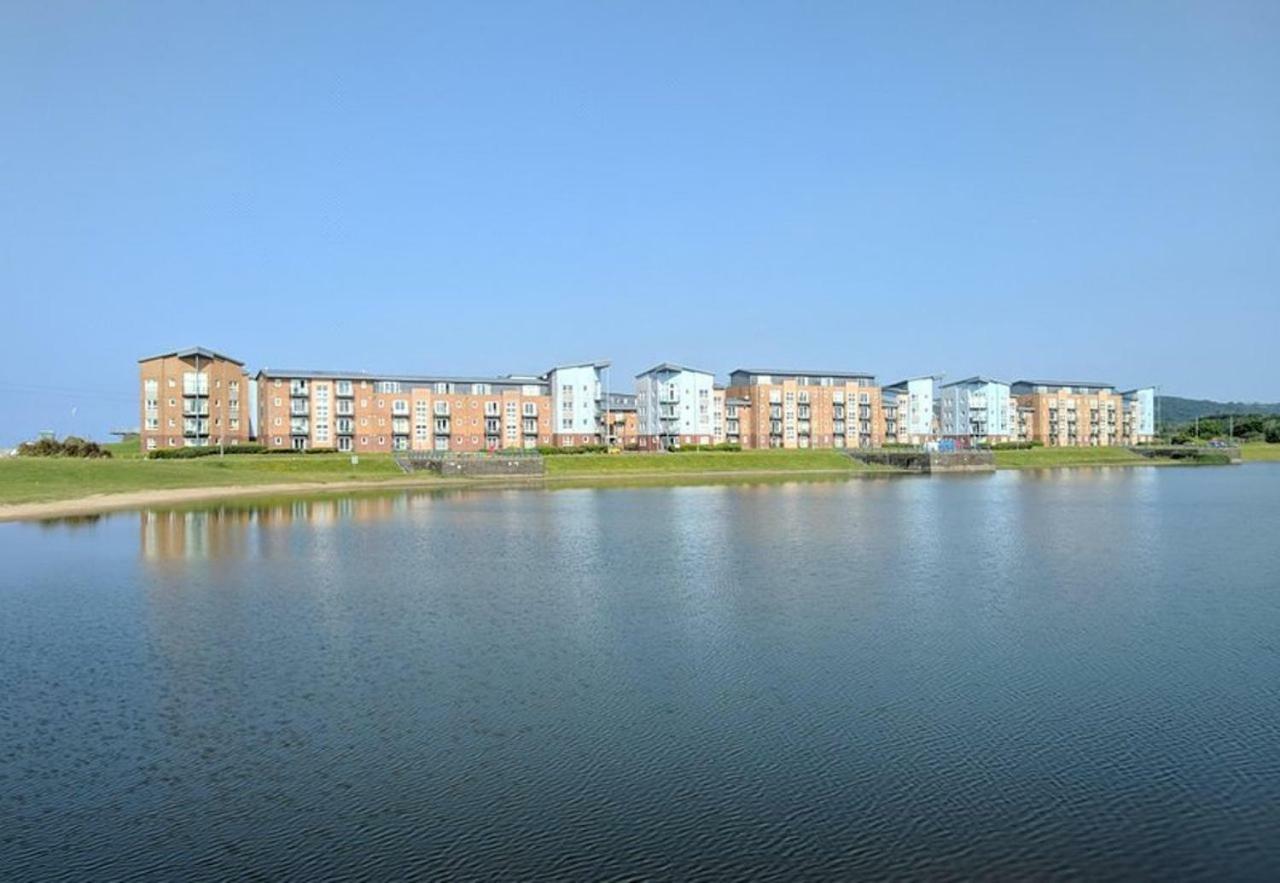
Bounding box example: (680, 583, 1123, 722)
(544, 449, 878, 476)
(0, 453, 407, 505)
(992, 446, 1155, 468)
(1242, 442, 1280, 462)
(103, 440, 145, 459)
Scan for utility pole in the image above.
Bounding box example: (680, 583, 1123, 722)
(604, 364, 611, 450)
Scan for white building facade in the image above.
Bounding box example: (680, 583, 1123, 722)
(546, 361, 610, 446)
(884, 375, 940, 444)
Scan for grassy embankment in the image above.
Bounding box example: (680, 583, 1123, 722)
(544, 449, 880, 476)
(991, 447, 1157, 468)
(0, 449, 879, 506)
(3, 444, 1276, 509)
(0, 453, 407, 505)
(1241, 442, 1280, 462)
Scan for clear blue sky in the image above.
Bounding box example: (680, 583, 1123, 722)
(2, 1, 1277, 442)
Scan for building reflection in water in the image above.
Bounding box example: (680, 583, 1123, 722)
(138, 493, 447, 564)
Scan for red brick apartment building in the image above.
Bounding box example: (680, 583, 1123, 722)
(138, 347, 251, 451)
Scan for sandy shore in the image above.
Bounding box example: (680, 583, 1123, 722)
(0, 477, 462, 523)
(0, 468, 876, 523)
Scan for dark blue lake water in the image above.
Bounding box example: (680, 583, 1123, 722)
(3, 466, 1279, 880)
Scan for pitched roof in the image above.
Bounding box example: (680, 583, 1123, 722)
(940, 375, 1009, 388)
(138, 346, 244, 365)
(636, 362, 714, 377)
(545, 360, 611, 372)
(884, 374, 943, 390)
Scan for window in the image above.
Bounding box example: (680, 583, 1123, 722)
(338, 436, 352, 452)
(146, 438, 156, 450)
(523, 402, 537, 416)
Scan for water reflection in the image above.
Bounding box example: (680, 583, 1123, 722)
(4, 467, 1280, 880)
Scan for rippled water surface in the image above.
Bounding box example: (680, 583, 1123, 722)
(3, 467, 1280, 880)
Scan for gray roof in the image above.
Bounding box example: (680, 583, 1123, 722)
(636, 362, 714, 378)
(139, 346, 244, 365)
(1012, 379, 1115, 391)
(884, 374, 943, 391)
(545, 360, 611, 372)
(255, 367, 549, 387)
(940, 375, 1009, 389)
(730, 368, 876, 380)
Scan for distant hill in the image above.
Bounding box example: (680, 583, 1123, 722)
(1158, 396, 1280, 427)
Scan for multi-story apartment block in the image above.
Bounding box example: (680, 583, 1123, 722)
(547, 361, 610, 446)
(1012, 380, 1136, 447)
(600, 391, 639, 449)
(939, 377, 1017, 445)
(635, 363, 717, 450)
(1122, 387, 1157, 444)
(723, 395, 751, 446)
(712, 385, 726, 444)
(883, 376, 939, 444)
(725, 369, 883, 449)
(256, 369, 553, 453)
(139, 347, 251, 451)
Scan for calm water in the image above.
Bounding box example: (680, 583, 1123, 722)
(2, 467, 1279, 880)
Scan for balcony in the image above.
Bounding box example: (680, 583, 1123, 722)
(290, 402, 310, 416)
(182, 399, 209, 416)
(290, 381, 309, 396)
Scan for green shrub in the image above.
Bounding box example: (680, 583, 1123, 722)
(671, 443, 742, 452)
(18, 436, 111, 458)
(536, 444, 608, 455)
(989, 441, 1041, 450)
(147, 443, 267, 460)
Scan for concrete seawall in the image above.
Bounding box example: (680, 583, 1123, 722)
(845, 450, 996, 473)
(1128, 446, 1242, 464)
(395, 453, 546, 477)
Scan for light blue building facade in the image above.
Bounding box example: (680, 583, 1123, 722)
(939, 377, 1015, 443)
